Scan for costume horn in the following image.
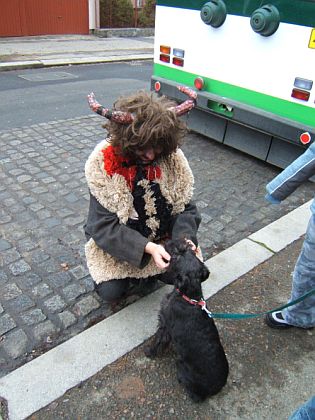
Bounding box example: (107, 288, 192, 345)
(87, 92, 134, 124)
(87, 86, 197, 123)
(170, 85, 197, 116)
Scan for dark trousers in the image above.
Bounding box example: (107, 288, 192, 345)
(94, 275, 170, 303)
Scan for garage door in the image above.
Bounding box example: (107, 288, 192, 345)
(0, 0, 89, 37)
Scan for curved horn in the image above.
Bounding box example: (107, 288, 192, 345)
(170, 86, 197, 116)
(87, 92, 134, 124)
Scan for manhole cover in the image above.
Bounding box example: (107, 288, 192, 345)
(18, 72, 78, 82)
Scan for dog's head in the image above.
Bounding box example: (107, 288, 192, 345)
(164, 239, 209, 296)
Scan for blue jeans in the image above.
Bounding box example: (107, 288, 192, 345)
(283, 214, 315, 328)
(289, 396, 315, 420)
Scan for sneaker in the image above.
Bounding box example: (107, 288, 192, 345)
(265, 311, 293, 329)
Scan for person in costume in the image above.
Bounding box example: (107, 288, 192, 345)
(84, 86, 202, 303)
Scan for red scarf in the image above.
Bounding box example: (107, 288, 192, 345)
(102, 145, 161, 190)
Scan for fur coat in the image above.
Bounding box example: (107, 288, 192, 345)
(84, 139, 197, 284)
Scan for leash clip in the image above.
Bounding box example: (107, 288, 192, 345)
(199, 300, 213, 318)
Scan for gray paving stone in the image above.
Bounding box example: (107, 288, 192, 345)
(15, 273, 42, 289)
(17, 238, 38, 253)
(29, 202, 45, 212)
(5, 294, 35, 312)
(17, 174, 32, 183)
(37, 259, 61, 274)
(64, 216, 85, 226)
(28, 250, 50, 264)
(3, 198, 17, 207)
(9, 259, 31, 276)
(32, 320, 59, 343)
(0, 239, 11, 251)
(0, 304, 3, 314)
(57, 310, 77, 329)
(70, 265, 89, 281)
(43, 295, 66, 313)
(20, 308, 46, 325)
(0, 313, 17, 336)
(72, 295, 100, 317)
(0, 211, 12, 224)
(1, 283, 22, 300)
(80, 276, 95, 293)
(0, 329, 29, 359)
(45, 218, 62, 228)
(64, 193, 79, 203)
(0, 248, 21, 267)
(0, 270, 8, 285)
(47, 271, 72, 288)
(62, 283, 85, 302)
(29, 283, 52, 299)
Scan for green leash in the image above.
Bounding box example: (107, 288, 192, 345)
(204, 288, 315, 319)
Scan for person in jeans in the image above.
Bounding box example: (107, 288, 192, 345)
(84, 87, 201, 304)
(289, 395, 315, 420)
(264, 138, 315, 329)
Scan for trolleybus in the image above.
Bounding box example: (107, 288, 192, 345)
(151, 0, 315, 167)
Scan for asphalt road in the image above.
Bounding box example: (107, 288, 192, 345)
(0, 61, 153, 129)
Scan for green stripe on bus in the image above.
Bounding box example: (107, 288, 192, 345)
(154, 63, 315, 128)
(157, 0, 315, 27)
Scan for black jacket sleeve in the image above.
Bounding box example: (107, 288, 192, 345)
(84, 193, 150, 268)
(170, 201, 201, 246)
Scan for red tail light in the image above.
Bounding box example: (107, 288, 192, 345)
(300, 132, 311, 145)
(154, 81, 161, 92)
(172, 57, 184, 67)
(194, 77, 204, 90)
(291, 89, 310, 101)
(160, 54, 170, 63)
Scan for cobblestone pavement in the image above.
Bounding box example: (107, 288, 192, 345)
(0, 116, 313, 377)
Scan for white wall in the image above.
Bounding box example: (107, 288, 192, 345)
(89, 0, 100, 29)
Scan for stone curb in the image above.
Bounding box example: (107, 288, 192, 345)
(0, 54, 154, 72)
(0, 200, 311, 420)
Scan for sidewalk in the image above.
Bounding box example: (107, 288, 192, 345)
(0, 203, 314, 420)
(0, 34, 154, 71)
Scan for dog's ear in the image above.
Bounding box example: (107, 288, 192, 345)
(164, 240, 178, 256)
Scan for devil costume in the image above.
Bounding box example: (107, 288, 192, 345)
(84, 86, 201, 288)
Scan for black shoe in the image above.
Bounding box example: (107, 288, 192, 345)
(265, 311, 293, 329)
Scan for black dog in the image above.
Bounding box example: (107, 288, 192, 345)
(145, 239, 229, 402)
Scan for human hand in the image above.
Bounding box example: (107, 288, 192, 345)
(145, 242, 171, 269)
(185, 238, 196, 252)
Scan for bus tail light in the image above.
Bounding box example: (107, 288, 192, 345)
(291, 89, 310, 101)
(154, 81, 161, 92)
(173, 48, 185, 58)
(300, 132, 311, 145)
(194, 77, 204, 90)
(294, 77, 313, 91)
(160, 45, 171, 54)
(172, 57, 184, 67)
(160, 54, 170, 63)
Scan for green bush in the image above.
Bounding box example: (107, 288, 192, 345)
(138, 0, 156, 27)
(100, 0, 134, 28)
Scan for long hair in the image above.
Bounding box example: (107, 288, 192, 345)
(104, 91, 187, 159)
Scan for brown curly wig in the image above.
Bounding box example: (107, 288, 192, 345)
(103, 91, 187, 160)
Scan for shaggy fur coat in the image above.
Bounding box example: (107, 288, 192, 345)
(84, 139, 198, 284)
